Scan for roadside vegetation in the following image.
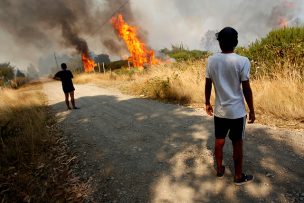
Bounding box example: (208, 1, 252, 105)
(0, 83, 90, 202)
(0, 63, 28, 88)
(236, 27, 304, 79)
(74, 27, 304, 129)
(160, 44, 210, 62)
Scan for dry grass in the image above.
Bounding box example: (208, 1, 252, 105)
(73, 60, 304, 129)
(252, 74, 304, 128)
(74, 72, 132, 93)
(0, 83, 91, 202)
(0, 83, 46, 160)
(126, 61, 207, 105)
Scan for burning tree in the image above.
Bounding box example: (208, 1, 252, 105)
(269, 0, 296, 28)
(82, 53, 96, 72)
(111, 14, 158, 67)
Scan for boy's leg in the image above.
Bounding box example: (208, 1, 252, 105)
(214, 116, 229, 175)
(65, 93, 71, 109)
(70, 91, 76, 109)
(228, 116, 253, 185)
(232, 139, 243, 179)
(229, 116, 247, 180)
(215, 138, 225, 172)
(232, 137, 253, 185)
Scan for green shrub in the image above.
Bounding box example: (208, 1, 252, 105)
(236, 27, 304, 78)
(0, 63, 15, 82)
(161, 45, 210, 62)
(141, 77, 171, 99)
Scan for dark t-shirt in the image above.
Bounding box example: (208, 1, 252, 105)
(54, 70, 75, 93)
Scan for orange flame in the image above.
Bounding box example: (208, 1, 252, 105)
(278, 16, 288, 28)
(111, 14, 158, 67)
(82, 53, 96, 72)
(277, 0, 294, 28)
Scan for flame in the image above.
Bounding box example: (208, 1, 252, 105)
(82, 53, 96, 72)
(111, 14, 158, 67)
(283, 0, 295, 8)
(277, 0, 294, 28)
(278, 16, 288, 28)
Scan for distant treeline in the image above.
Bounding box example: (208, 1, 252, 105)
(161, 44, 210, 62)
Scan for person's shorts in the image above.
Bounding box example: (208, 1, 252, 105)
(214, 116, 246, 141)
(62, 85, 75, 94)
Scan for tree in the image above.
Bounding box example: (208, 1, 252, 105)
(0, 62, 15, 81)
(16, 69, 26, 78)
(159, 45, 210, 62)
(94, 54, 111, 65)
(160, 48, 170, 55)
(201, 30, 219, 53)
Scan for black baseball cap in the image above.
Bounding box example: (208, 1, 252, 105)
(216, 27, 238, 41)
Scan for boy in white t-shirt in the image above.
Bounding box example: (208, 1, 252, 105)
(205, 27, 255, 185)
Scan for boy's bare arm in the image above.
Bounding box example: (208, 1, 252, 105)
(242, 80, 255, 123)
(205, 78, 213, 116)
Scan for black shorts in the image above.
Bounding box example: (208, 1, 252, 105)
(214, 116, 246, 141)
(62, 85, 75, 93)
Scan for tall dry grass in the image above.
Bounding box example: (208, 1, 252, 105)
(0, 83, 90, 202)
(0, 83, 46, 161)
(74, 59, 304, 129)
(252, 72, 304, 127)
(73, 71, 131, 90)
(126, 61, 207, 105)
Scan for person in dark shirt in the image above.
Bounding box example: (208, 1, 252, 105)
(53, 63, 78, 110)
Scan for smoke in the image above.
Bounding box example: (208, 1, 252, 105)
(0, 0, 135, 71)
(0, 0, 304, 72)
(0, 0, 95, 54)
(98, 0, 133, 56)
(131, 0, 304, 51)
(100, 0, 149, 56)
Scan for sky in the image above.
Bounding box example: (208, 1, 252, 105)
(0, 0, 303, 73)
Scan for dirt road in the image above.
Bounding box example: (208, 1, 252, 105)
(43, 81, 304, 203)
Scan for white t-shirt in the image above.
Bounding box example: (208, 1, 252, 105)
(206, 53, 250, 119)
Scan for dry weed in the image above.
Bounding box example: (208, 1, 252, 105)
(252, 73, 304, 128)
(0, 83, 92, 202)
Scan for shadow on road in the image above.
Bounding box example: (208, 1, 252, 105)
(50, 95, 304, 203)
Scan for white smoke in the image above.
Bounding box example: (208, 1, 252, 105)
(131, 0, 304, 51)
